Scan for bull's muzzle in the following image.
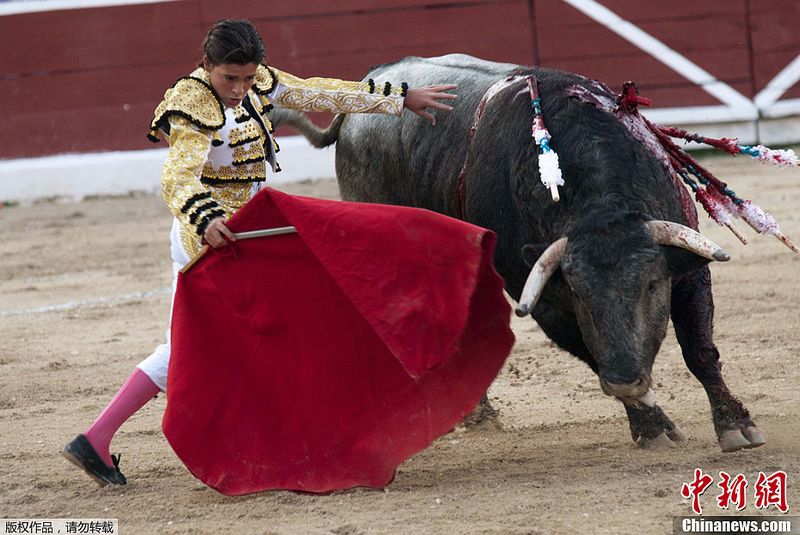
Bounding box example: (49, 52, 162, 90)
(599, 374, 651, 401)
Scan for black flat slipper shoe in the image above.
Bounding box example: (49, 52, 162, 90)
(62, 434, 127, 486)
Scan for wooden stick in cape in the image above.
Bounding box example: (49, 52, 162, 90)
(180, 226, 298, 274)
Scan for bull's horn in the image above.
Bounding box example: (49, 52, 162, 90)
(515, 237, 568, 317)
(646, 221, 731, 262)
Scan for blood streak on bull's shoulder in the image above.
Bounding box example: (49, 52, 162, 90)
(454, 74, 529, 219)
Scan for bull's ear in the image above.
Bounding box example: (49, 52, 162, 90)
(521, 244, 550, 268)
(662, 246, 712, 277)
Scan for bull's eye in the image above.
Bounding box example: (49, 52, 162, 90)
(647, 280, 660, 293)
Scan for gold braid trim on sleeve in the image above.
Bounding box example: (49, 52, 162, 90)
(267, 67, 406, 115)
(161, 117, 221, 254)
(149, 70, 225, 141)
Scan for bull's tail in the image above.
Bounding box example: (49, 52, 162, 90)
(268, 108, 342, 148)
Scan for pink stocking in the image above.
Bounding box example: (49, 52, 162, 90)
(84, 368, 161, 466)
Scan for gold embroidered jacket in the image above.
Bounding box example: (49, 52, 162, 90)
(149, 65, 407, 255)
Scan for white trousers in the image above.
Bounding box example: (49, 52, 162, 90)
(136, 219, 191, 391)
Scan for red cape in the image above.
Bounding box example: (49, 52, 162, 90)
(163, 188, 514, 495)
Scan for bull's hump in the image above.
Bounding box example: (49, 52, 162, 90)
(373, 54, 522, 84)
(418, 54, 521, 72)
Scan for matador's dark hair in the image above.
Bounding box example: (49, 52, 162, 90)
(202, 19, 265, 66)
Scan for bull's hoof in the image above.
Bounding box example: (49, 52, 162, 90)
(719, 426, 766, 452)
(463, 414, 503, 432)
(743, 426, 766, 448)
(462, 397, 502, 431)
(639, 432, 677, 449)
(719, 430, 750, 452)
(624, 402, 683, 448)
(666, 425, 687, 443)
(638, 426, 686, 449)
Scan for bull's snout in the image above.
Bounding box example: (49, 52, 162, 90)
(599, 374, 651, 401)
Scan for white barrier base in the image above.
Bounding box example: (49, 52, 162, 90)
(0, 136, 336, 204)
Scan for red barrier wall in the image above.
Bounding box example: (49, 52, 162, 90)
(1, 0, 797, 158)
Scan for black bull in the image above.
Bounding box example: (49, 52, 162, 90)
(271, 53, 765, 452)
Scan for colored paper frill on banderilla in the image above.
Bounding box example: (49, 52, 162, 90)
(163, 187, 515, 495)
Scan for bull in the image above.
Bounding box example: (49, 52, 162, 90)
(272, 54, 765, 452)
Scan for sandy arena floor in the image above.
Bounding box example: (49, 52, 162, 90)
(1, 156, 798, 534)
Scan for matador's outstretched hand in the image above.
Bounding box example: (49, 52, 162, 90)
(404, 85, 458, 126)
